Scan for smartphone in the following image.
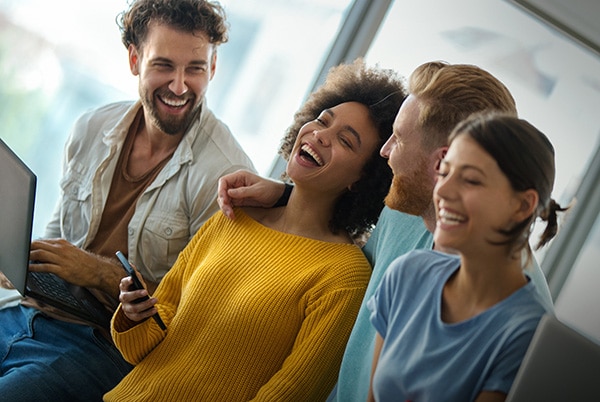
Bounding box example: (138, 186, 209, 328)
(115, 251, 166, 330)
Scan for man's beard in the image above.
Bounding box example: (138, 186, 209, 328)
(384, 160, 433, 217)
(141, 88, 200, 136)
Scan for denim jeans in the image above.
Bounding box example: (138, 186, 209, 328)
(0, 305, 132, 401)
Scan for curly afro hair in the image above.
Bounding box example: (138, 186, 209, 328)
(280, 58, 406, 240)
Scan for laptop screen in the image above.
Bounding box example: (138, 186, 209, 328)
(0, 138, 36, 295)
(507, 314, 600, 401)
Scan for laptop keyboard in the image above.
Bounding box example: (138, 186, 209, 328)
(28, 271, 83, 310)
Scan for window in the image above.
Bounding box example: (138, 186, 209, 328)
(555, 210, 600, 339)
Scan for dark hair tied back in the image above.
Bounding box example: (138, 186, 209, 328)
(450, 112, 569, 255)
(536, 198, 568, 250)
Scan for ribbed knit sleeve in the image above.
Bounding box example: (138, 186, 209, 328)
(106, 210, 371, 402)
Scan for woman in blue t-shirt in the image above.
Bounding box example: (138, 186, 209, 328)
(367, 112, 568, 402)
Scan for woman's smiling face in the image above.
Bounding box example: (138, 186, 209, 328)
(433, 134, 526, 255)
(287, 101, 381, 196)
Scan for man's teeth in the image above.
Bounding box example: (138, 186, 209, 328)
(439, 209, 466, 225)
(301, 144, 323, 166)
(162, 97, 187, 107)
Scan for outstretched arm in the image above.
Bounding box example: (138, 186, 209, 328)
(217, 169, 288, 219)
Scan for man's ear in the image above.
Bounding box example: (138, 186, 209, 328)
(209, 49, 217, 80)
(514, 189, 539, 223)
(128, 44, 140, 75)
(433, 146, 448, 172)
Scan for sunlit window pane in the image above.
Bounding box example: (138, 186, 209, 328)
(555, 215, 600, 341)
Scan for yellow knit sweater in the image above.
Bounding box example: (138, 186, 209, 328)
(105, 210, 371, 401)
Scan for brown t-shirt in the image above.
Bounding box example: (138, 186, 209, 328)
(86, 111, 173, 259)
(21, 111, 174, 331)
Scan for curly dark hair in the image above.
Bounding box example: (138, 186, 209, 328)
(280, 59, 406, 240)
(117, 0, 228, 50)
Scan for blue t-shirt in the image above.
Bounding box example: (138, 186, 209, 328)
(327, 207, 553, 402)
(329, 208, 432, 402)
(368, 250, 550, 402)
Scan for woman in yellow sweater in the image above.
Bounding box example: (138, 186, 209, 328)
(104, 59, 406, 402)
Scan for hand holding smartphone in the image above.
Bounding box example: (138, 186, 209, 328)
(116, 251, 166, 330)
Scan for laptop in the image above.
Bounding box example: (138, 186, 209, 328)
(0, 138, 111, 327)
(506, 313, 600, 402)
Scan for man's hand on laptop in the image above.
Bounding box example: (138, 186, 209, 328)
(29, 239, 123, 298)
